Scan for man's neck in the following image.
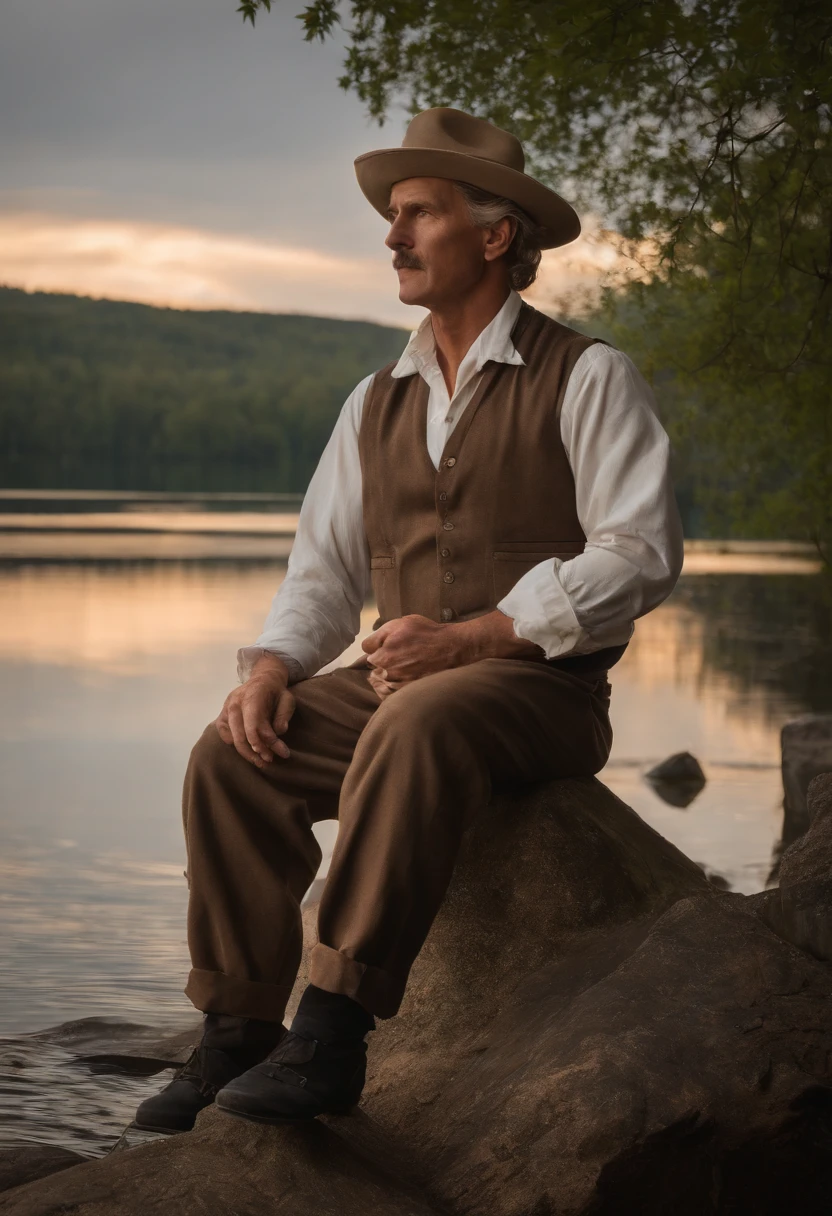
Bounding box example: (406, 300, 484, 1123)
(429, 282, 512, 397)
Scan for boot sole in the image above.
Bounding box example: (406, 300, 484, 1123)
(130, 1119, 193, 1135)
(216, 1103, 356, 1126)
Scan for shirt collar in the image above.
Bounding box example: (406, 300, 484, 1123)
(391, 290, 526, 388)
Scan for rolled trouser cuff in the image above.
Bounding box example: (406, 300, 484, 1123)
(308, 944, 405, 1019)
(185, 968, 292, 1023)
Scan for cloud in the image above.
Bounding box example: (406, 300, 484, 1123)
(2, 0, 648, 325)
(0, 211, 417, 325)
(2, 0, 652, 325)
(0, 209, 641, 326)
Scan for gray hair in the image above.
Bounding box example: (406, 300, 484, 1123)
(453, 181, 543, 291)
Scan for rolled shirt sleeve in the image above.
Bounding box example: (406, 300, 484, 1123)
(497, 344, 685, 659)
(237, 374, 373, 683)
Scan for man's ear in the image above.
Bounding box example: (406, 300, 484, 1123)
(483, 217, 516, 262)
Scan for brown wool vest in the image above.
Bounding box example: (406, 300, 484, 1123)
(358, 302, 627, 676)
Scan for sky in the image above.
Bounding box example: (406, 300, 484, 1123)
(2, 0, 620, 327)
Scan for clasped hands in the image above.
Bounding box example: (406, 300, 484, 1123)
(362, 613, 479, 700)
(216, 610, 541, 766)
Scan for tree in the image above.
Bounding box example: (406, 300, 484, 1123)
(241, 0, 832, 558)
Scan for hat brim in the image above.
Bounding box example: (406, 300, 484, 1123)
(354, 147, 581, 250)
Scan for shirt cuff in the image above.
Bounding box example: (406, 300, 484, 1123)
(497, 558, 586, 659)
(236, 646, 307, 685)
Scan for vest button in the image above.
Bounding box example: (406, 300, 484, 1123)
(438, 492, 447, 502)
(443, 571, 455, 583)
(441, 608, 454, 621)
(440, 547, 450, 557)
(442, 520, 454, 531)
(445, 457, 456, 467)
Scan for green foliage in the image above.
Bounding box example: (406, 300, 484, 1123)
(0, 288, 405, 493)
(245, 0, 832, 555)
(238, 0, 270, 27)
(604, 269, 831, 556)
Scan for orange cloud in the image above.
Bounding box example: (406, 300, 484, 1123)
(0, 210, 638, 324)
(0, 212, 416, 325)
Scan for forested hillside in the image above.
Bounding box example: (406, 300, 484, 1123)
(0, 288, 407, 492)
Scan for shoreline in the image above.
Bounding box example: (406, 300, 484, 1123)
(0, 526, 823, 569)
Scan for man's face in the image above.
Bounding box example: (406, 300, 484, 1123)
(385, 178, 492, 309)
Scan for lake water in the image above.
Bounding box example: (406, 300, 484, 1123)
(1, 504, 829, 1155)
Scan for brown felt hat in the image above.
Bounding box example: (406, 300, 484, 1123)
(354, 107, 581, 250)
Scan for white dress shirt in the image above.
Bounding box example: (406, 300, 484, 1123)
(239, 290, 684, 683)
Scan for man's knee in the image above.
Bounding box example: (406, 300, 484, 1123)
(364, 669, 476, 744)
(187, 720, 239, 779)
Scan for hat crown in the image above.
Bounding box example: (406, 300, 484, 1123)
(402, 108, 525, 173)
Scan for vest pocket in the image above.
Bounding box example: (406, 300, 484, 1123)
(370, 553, 397, 622)
(492, 542, 584, 602)
(493, 541, 585, 561)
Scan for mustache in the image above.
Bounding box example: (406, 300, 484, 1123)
(392, 252, 424, 271)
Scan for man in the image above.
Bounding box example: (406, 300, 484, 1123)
(135, 107, 683, 1132)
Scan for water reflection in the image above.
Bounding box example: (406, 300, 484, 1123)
(673, 573, 832, 718)
(599, 572, 831, 895)
(0, 562, 288, 672)
(1, 560, 830, 1047)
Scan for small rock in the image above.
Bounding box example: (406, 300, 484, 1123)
(30, 1017, 201, 1063)
(646, 752, 706, 783)
(781, 714, 832, 834)
(73, 1054, 181, 1077)
(645, 752, 706, 808)
(695, 863, 732, 891)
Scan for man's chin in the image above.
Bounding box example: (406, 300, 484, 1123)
(396, 272, 429, 307)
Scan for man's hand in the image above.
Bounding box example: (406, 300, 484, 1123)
(362, 610, 543, 692)
(216, 652, 295, 768)
(367, 664, 404, 702)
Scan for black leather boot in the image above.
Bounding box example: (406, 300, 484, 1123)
(215, 985, 374, 1124)
(133, 1014, 285, 1134)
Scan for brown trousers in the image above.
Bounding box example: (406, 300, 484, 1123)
(183, 658, 613, 1020)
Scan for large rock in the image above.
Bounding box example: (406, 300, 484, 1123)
(757, 772, 832, 963)
(396, 894, 832, 1215)
(361, 777, 708, 1116)
(0, 1107, 440, 1215)
(781, 714, 832, 835)
(4, 777, 832, 1215)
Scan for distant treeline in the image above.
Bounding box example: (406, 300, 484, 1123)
(0, 288, 407, 493)
(0, 286, 717, 534)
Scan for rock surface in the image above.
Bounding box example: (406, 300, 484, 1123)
(757, 772, 832, 962)
(781, 713, 832, 833)
(0, 1108, 441, 1216)
(0, 1149, 87, 1196)
(3, 776, 832, 1215)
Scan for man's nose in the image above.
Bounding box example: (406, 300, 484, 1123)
(385, 217, 412, 251)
